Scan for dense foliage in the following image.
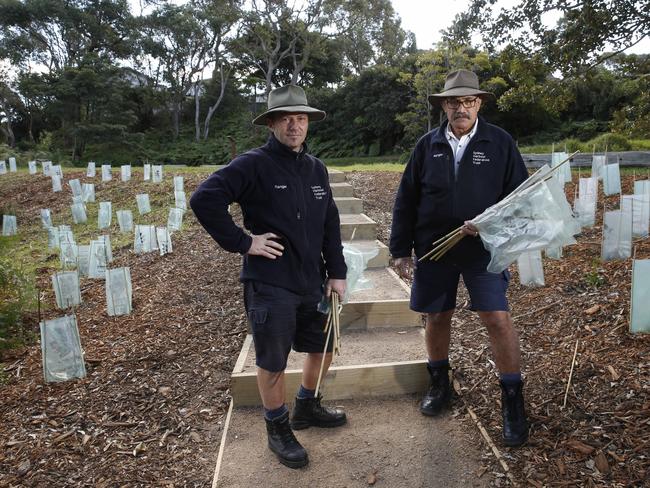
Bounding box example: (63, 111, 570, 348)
(0, 0, 648, 163)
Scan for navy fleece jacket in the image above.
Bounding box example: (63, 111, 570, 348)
(190, 134, 347, 294)
(390, 117, 528, 262)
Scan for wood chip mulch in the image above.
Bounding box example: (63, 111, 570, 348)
(1, 169, 649, 487)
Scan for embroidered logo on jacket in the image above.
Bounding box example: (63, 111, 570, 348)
(472, 151, 490, 165)
(311, 185, 327, 199)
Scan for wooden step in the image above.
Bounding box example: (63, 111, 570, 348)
(339, 213, 376, 240)
(231, 326, 427, 406)
(334, 196, 363, 214)
(343, 239, 389, 268)
(328, 169, 347, 183)
(330, 182, 354, 198)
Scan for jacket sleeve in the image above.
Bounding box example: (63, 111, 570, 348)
(499, 135, 529, 200)
(189, 158, 254, 255)
(321, 173, 347, 280)
(389, 143, 422, 258)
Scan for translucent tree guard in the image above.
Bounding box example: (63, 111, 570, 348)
(101, 164, 112, 181)
(52, 271, 82, 308)
(602, 164, 621, 196)
(117, 210, 133, 233)
(98, 201, 112, 229)
(60, 242, 79, 269)
(29, 160, 37, 174)
(40, 315, 86, 382)
(68, 178, 82, 196)
(143, 164, 151, 181)
(552, 152, 572, 184)
(152, 165, 163, 183)
(156, 227, 173, 255)
(634, 180, 650, 196)
(2, 215, 17, 236)
(134, 225, 158, 253)
(121, 165, 131, 182)
(601, 210, 632, 260)
(106, 267, 133, 316)
(51, 174, 62, 192)
(174, 176, 184, 191)
(98, 234, 113, 262)
(591, 155, 606, 180)
(52, 165, 63, 179)
(517, 250, 545, 287)
(630, 259, 650, 334)
(82, 183, 95, 203)
(41, 209, 52, 228)
(9, 157, 17, 172)
(87, 161, 96, 177)
(88, 240, 108, 278)
(545, 246, 563, 260)
(77, 245, 90, 277)
(621, 194, 650, 238)
(71, 203, 87, 224)
(42, 160, 52, 176)
(0, 160, 6, 174)
(136, 194, 151, 214)
(167, 208, 184, 232)
(574, 197, 596, 228)
(174, 191, 187, 210)
(578, 177, 598, 203)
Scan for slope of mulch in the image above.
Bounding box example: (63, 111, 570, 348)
(1, 168, 649, 487)
(1, 170, 247, 487)
(347, 171, 650, 488)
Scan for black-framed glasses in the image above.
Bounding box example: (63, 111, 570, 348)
(444, 97, 479, 109)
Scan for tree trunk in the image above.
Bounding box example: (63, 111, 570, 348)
(203, 65, 229, 140)
(194, 81, 201, 142)
(172, 102, 180, 139)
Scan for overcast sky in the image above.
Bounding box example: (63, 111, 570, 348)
(390, 0, 650, 54)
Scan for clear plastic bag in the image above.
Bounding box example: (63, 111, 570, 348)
(342, 243, 379, 299)
(472, 177, 578, 273)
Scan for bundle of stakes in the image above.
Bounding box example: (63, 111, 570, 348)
(315, 291, 342, 396)
(419, 151, 579, 263)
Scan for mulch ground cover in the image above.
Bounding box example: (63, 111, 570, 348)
(1, 168, 649, 487)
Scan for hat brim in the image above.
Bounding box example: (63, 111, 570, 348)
(252, 105, 326, 126)
(428, 88, 493, 105)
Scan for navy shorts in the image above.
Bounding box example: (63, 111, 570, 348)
(410, 257, 510, 313)
(243, 281, 331, 372)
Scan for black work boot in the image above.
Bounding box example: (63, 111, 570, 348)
(265, 411, 309, 468)
(290, 394, 347, 430)
(420, 363, 451, 416)
(500, 380, 529, 447)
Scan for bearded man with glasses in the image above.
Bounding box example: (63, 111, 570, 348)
(390, 69, 530, 447)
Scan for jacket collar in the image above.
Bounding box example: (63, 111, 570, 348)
(265, 133, 308, 160)
(431, 115, 492, 146)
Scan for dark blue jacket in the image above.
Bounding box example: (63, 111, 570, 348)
(190, 134, 347, 294)
(390, 117, 528, 262)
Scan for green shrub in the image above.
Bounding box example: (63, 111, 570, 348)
(588, 133, 632, 152)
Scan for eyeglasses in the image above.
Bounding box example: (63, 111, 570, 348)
(444, 97, 479, 109)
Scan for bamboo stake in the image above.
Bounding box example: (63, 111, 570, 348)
(562, 338, 580, 409)
(315, 292, 341, 396)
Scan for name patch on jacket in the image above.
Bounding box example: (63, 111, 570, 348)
(472, 151, 490, 165)
(311, 185, 327, 199)
(274, 184, 287, 190)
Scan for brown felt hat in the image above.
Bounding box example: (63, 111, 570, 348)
(428, 69, 493, 105)
(252, 85, 326, 126)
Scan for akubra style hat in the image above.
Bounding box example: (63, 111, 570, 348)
(428, 69, 493, 104)
(252, 85, 326, 126)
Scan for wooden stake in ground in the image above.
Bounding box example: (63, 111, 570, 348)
(563, 338, 580, 408)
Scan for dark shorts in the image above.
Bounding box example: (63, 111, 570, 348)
(243, 281, 331, 372)
(411, 257, 510, 313)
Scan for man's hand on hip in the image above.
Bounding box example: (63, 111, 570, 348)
(326, 278, 346, 299)
(246, 233, 284, 259)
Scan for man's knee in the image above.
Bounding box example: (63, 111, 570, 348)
(480, 311, 514, 333)
(426, 310, 454, 329)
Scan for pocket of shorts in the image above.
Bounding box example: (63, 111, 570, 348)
(248, 308, 268, 331)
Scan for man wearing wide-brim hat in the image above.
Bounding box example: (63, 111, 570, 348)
(190, 84, 347, 469)
(390, 69, 531, 447)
